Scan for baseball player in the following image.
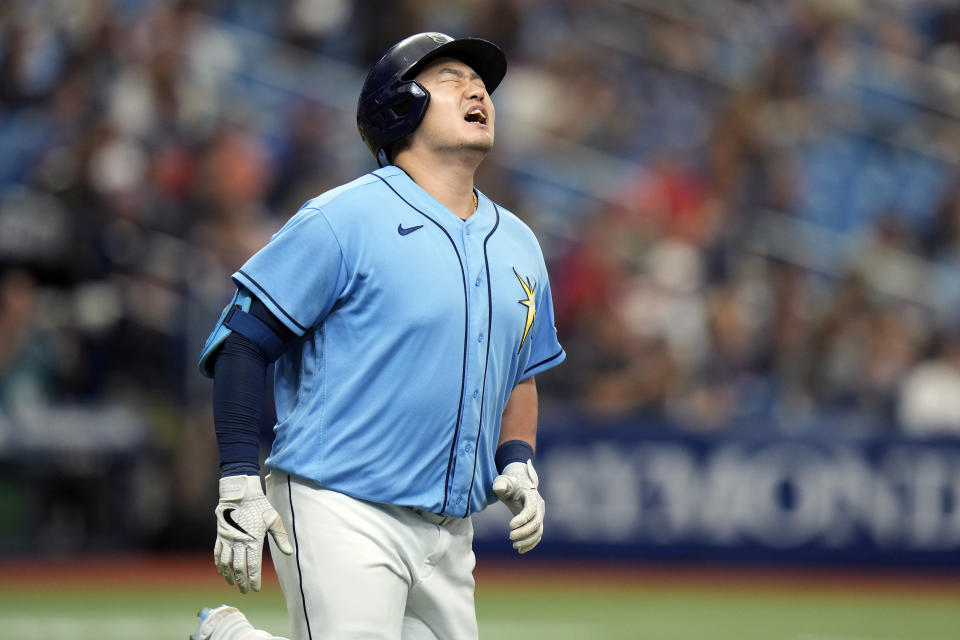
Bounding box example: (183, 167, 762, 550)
(193, 32, 565, 640)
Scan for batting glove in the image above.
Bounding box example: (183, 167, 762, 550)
(492, 460, 545, 554)
(214, 475, 293, 594)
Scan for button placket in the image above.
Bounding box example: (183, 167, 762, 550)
(450, 217, 491, 513)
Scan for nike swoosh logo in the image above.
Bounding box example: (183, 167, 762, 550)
(223, 508, 249, 535)
(398, 223, 423, 236)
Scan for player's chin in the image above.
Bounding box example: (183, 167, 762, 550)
(460, 137, 494, 154)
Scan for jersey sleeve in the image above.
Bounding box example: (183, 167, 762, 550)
(232, 206, 348, 336)
(517, 253, 566, 384)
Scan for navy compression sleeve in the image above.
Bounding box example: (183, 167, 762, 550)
(212, 297, 294, 477)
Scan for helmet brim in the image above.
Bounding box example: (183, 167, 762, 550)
(401, 38, 507, 94)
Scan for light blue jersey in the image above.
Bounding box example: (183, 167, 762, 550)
(219, 166, 564, 517)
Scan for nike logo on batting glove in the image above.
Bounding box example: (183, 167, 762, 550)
(493, 460, 545, 554)
(214, 475, 293, 594)
(222, 508, 249, 535)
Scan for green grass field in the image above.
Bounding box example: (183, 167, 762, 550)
(3, 583, 959, 640)
(1, 559, 958, 639)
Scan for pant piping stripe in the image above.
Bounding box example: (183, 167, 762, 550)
(287, 475, 314, 640)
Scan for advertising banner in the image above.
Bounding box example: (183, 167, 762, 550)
(473, 421, 960, 566)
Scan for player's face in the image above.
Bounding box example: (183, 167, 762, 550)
(411, 57, 495, 156)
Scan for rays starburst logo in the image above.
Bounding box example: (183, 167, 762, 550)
(514, 268, 536, 354)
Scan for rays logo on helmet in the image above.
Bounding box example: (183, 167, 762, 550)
(426, 32, 453, 45)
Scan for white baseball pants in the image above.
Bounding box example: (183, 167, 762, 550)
(265, 471, 479, 640)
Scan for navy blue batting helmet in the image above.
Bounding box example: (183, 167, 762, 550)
(357, 32, 507, 167)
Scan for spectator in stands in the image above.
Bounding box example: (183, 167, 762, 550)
(0, 268, 50, 416)
(898, 330, 960, 436)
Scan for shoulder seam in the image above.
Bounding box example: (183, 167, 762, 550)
(299, 173, 386, 212)
(302, 207, 350, 306)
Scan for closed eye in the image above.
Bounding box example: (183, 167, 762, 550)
(439, 68, 466, 80)
(438, 67, 483, 87)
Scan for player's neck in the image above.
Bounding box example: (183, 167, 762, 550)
(395, 152, 480, 220)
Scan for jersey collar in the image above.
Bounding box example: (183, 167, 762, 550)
(374, 166, 496, 237)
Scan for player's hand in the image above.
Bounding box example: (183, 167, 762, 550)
(492, 460, 545, 554)
(214, 475, 293, 593)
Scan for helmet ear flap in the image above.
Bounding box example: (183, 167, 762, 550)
(360, 80, 430, 167)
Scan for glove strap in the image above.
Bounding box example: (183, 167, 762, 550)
(495, 440, 534, 473)
(219, 474, 263, 501)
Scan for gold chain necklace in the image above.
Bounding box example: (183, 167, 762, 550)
(473, 191, 478, 212)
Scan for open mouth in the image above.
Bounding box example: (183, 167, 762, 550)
(465, 109, 487, 125)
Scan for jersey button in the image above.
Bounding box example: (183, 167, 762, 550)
(473, 389, 480, 399)
(478, 333, 484, 343)
(465, 227, 471, 236)
(475, 277, 481, 287)
(465, 442, 472, 452)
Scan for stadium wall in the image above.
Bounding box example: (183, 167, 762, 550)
(473, 416, 960, 568)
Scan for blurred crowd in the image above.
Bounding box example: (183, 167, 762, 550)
(523, 0, 960, 436)
(3, 0, 960, 487)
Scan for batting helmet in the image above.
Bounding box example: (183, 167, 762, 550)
(357, 32, 507, 167)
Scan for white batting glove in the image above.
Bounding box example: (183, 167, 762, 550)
(214, 475, 293, 593)
(492, 460, 545, 554)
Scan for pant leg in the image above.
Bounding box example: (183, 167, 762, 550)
(266, 472, 411, 640)
(401, 517, 478, 640)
